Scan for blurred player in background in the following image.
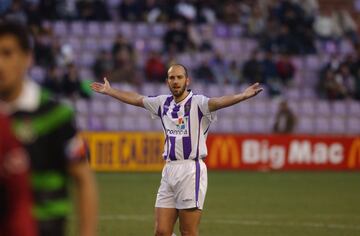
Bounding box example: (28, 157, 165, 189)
(91, 64, 262, 236)
(0, 111, 36, 236)
(0, 21, 98, 236)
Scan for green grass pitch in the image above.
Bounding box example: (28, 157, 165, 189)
(68, 172, 360, 236)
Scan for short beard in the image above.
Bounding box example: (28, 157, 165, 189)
(170, 85, 187, 98)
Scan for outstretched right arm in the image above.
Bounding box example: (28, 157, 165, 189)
(90, 78, 145, 107)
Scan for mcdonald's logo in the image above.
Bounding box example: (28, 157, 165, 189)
(348, 138, 360, 169)
(208, 137, 240, 168)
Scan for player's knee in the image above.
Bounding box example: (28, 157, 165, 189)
(179, 226, 197, 236)
(154, 227, 173, 236)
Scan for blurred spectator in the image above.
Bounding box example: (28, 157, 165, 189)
(118, 0, 141, 21)
(175, 0, 197, 22)
(142, 0, 162, 23)
(313, 8, 341, 41)
(163, 20, 191, 53)
(210, 53, 229, 84)
(112, 34, 134, 63)
(319, 69, 347, 100)
(93, 50, 113, 81)
(62, 63, 88, 99)
(242, 50, 264, 84)
(261, 51, 282, 95)
(42, 66, 63, 96)
(25, 2, 42, 26)
(38, 0, 59, 20)
(226, 60, 242, 85)
(276, 52, 295, 85)
(334, 63, 356, 97)
(194, 0, 217, 23)
(276, 24, 300, 54)
(247, 4, 266, 38)
(221, 0, 240, 24)
(77, 0, 110, 21)
(334, 9, 359, 43)
(145, 51, 167, 83)
(4, 0, 27, 24)
(194, 60, 216, 83)
(273, 100, 297, 134)
(110, 48, 140, 85)
(352, 45, 360, 100)
(33, 28, 55, 68)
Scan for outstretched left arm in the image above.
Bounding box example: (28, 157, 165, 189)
(208, 83, 263, 112)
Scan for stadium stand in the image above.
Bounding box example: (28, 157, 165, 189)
(2, 0, 359, 134)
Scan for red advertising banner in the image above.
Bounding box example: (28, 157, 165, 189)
(205, 134, 360, 170)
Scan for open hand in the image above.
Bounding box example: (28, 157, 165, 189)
(90, 77, 111, 94)
(243, 83, 263, 99)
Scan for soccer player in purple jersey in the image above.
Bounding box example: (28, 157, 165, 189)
(91, 64, 262, 236)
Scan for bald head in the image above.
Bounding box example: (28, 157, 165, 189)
(167, 64, 188, 79)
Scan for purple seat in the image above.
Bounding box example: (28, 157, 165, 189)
(99, 38, 113, 50)
(148, 38, 163, 51)
(107, 101, 123, 115)
(316, 100, 331, 116)
(118, 23, 133, 38)
(252, 99, 268, 116)
(30, 66, 46, 82)
(121, 116, 138, 131)
(213, 39, 227, 54)
(348, 101, 360, 116)
(136, 116, 152, 131)
(103, 22, 117, 37)
(297, 116, 314, 134)
(135, 23, 150, 38)
(285, 88, 301, 100)
(151, 24, 166, 37)
(76, 114, 88, 130)
(75, 99, 89, 114)
(305, 55, 321, 70)
(250, 117, 269, 133)
(80, 52, 96, 67)
(332, 101, 346, 116)
(214, 24, 229, 38)
(234, 117, 251, 133)
(89, 115, 104, 130)
(300, 100, 316, 116)
(218, 117, 235, 133)
(87, 22, 101, 36)
(347, 117, 360, 134)
(235, 100, 251, 116)
(53, 21, 67, 35)
(229, 25, 243, 37)
(83, 37, 99, 51)
(89, 100, 106, 115)
(70, 22, 85, 36)
(315, 117, 330, 134)
(330, 116, 346, 134)
(104, 116, 120, 130)
(67, 36, 82, 52)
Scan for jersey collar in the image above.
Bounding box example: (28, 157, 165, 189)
(8, 79, 41, 114)
(174, 89, 193, 105)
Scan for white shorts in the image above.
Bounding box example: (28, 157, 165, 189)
(155, 159, 208, 210)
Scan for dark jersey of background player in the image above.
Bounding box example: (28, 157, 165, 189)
(10, 85, 88, 236)
(0, 112, 36, 236)
(0, 20, 97, 236)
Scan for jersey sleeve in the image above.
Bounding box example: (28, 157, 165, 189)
(143, 95, 167, 119)
(196, 95, 217, 122)
(57, 105, 88, 164)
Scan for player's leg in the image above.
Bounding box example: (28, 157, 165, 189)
(154, 207, 178, 236)
(178, 208, 202, 236)
(176, 160, 207, 236)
